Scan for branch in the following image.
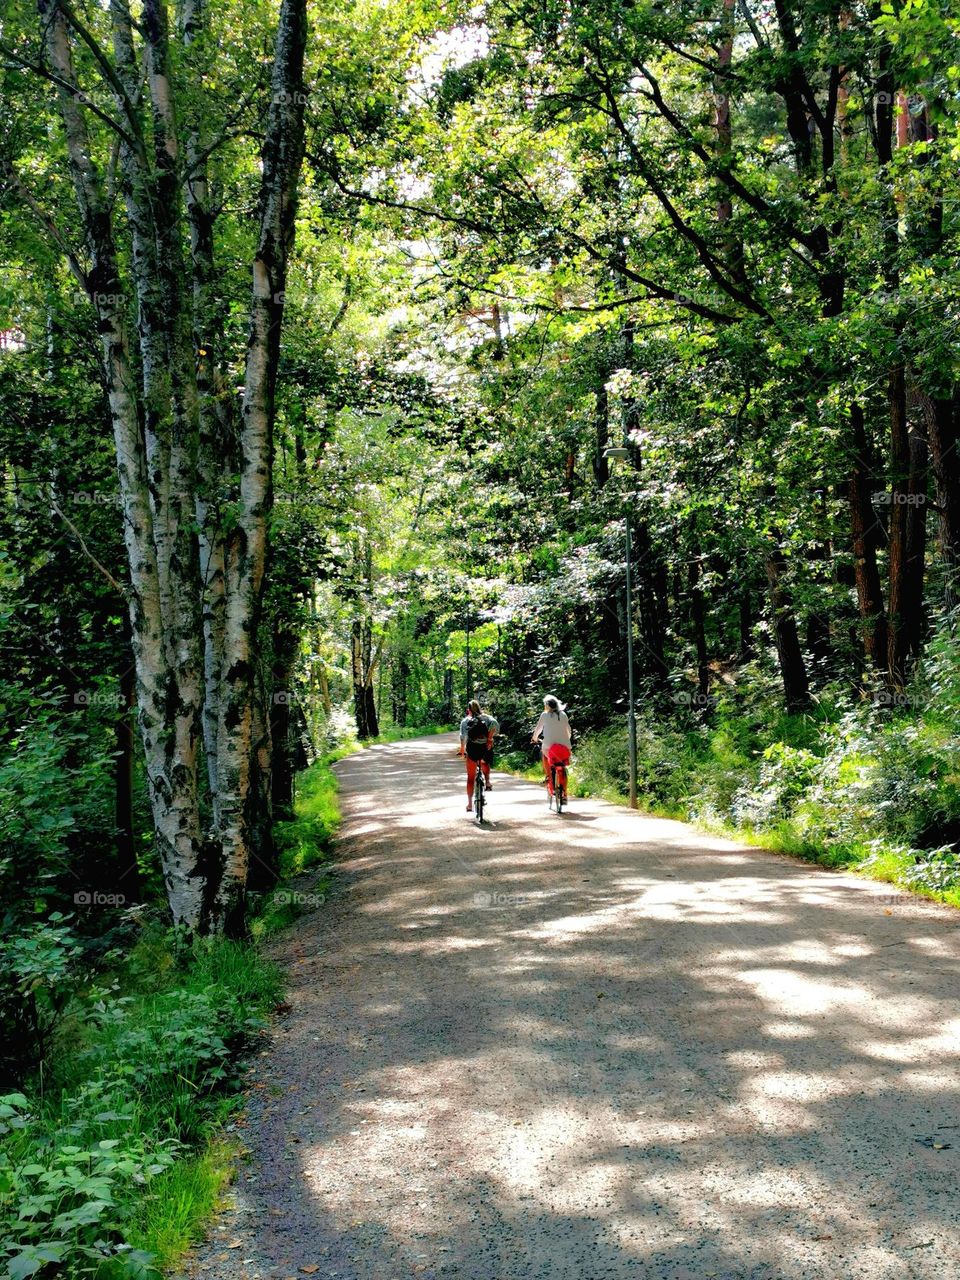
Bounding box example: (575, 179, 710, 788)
(57, 0, 144, 151)
(591, 75, 770, 317)
(630, 59, 827, 259)
(183, 77, 269, 178)
(0, 158, 88, 288)
(0, 42, 140, 151)
(49, 494, 127, 595)
(418, 263, 701, 323)
(308, 149, 515, 238)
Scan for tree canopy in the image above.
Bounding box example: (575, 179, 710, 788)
(1, 0, 958, 937)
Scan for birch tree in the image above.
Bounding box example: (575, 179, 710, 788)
(6, 0, 308, 933)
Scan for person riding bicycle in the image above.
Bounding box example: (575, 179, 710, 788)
(458, 699, 499, 812)
(531, 695, 572, 795)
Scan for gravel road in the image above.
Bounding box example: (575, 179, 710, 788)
(185, 732, 960, 1280)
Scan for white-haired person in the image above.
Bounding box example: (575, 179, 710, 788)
(530, 695, 572, 796)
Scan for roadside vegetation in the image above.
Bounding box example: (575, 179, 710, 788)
(1, 0, 960, 1272)
(0, 718, 454, 1279)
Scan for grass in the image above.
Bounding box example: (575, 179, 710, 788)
(140, 721, 454, 1252)
(0, 933, 283, 1280)
(371, 721, 454, 744)
(126, 1137, 239, 1269)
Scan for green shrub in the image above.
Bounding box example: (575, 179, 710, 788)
(731, 742, 820, 829)
(0, 917, 86, 1081)
(0, 1093, 174, 1280)
(274, 758, 340, 878)
(904, 846, 960, 894)
(0, 936, 282, 1280)
(565, 670, 960, 907)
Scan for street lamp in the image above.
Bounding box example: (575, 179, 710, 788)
(604, 445, 638, 809)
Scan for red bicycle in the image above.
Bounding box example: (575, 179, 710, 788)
(545, 744, 571, 815)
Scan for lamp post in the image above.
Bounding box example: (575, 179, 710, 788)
(604, 445, 638, 809)
(465, 614, 472, 703)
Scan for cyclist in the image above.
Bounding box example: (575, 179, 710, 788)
(458, 699, 499, 812)
(531, 695, 572, 796)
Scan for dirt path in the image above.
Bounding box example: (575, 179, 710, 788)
(188, 733, 960, 1280)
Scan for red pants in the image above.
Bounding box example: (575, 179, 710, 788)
(465, 753, 491, 798)
(542, 743, 570, 793)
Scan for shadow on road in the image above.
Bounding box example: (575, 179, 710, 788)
(194, 733, 960, 1280)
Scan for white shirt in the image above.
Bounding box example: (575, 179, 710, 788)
(533, 710, 571, 749)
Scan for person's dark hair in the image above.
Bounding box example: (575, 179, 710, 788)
(468, 699, 482, 717)
(544, 695, 561, 715)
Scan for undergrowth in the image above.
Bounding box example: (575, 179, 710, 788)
(1, 718, 451, 1280)
(566, 655, 960, 910)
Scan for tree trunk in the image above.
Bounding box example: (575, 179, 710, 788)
(352, 617, 379, 739)
(765, 546, 810, 712)
(924, 392, 960, 594)
(246, 661, 277, 894)
(115, 630, 140, 900)
(178, 0, 234, 819)
(848, 402, 887, 670)
(210, 0, 308, 933)
(886, 370, 928, 686)
(41, 0, 208, 930)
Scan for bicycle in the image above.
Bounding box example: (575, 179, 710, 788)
(473, 757, 486, 824)
(548, 757, 568, 815)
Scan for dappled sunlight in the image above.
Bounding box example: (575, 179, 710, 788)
(764, 1019, 818, 1039)
(231, 736, 960, 1279)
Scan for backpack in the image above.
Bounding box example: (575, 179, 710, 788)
(465, 715, 489, 744)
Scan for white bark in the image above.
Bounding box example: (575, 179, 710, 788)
(42, 0, 207, 930)
(211, 0, 308, 929)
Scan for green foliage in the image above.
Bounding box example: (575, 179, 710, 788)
(0, 692, 119, 919)
(0, 916, 85, 1078)
(0, 936, 282, 1280)
(567, 644, 960, 906)
(0, 1092, 174, 1280)
(123, 1141, 236, 1273)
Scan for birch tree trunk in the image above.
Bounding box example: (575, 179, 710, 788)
(34, 0, 307, 935)
(38, 0, 208, 929)
(210, 0, 308, 932)
(177, 0, 234, 815)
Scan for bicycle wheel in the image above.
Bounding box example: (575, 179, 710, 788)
(555, 767, 566, 814)
(548, 765, 556, 811)
(474, 768, 485, 824)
